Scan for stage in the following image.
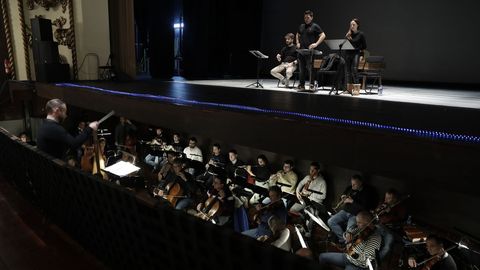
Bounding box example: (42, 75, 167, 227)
(178, 78, 480, 109)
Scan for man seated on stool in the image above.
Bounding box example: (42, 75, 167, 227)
(270, 33, 298, 88)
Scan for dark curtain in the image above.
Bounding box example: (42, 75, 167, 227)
(182, 0, 262, 79)
(108, 0, 136, 80)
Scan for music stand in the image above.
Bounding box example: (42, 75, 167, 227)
(324, 39, 355, 95)
(246, 50, 269, 88)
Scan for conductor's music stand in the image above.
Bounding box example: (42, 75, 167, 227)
(246, 50, 269, 88)
(324, 39, 355, 95)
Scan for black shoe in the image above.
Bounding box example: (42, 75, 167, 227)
(296, 85, 305, 91)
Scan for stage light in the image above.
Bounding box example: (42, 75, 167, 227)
(173, 23, 184, 29)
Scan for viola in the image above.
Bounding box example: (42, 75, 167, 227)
(420, 255, 441, 270)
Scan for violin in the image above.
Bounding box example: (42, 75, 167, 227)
(250, 199, 283, 224)
(420, 255, 441, 270)
(346, 226, 374, 257)
(413, 245, 457, 270)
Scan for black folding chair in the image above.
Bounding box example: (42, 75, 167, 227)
(358, 56, 385, 94)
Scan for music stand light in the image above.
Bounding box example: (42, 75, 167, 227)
(103, 160, 140, 177)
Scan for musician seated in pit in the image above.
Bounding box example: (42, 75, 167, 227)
(408, 235, 457, 270)
(155, 158, 196, 210)
(247, 155, 273, 205)
(195, 175, 234, 226)
(374, 188, 407, 260)
(225, 149, 245, 181)
(328, 174, 376, 245)
(269, 160, 298, 195)
(183, 137, 203, 175)
(270, 33, 298, 88)
(242, 185, 287, 239)
(114, 116, 137, 148)
(257, 216, 291, 252)
(246, 154, 272, 188)
(290, 162, 326, 212)
(171, 133, 184, 153)
(261, 160, 298, 207)
(144, 135, 163, 170)
(319, 211, 381, 270)
(157, 151, 178, 183)
(205, 143, 227, 169)
(19, 132, 36, 146)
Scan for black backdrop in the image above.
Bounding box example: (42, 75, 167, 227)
(261, 0, 480, 85)
(182, 0, 262, 79)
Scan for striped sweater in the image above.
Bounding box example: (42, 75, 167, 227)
(346, 227, 382, 268)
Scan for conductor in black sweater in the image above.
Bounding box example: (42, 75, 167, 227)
(37, 99, 99, 160)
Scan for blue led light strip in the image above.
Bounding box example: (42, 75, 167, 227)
(55, 83, 480, 144)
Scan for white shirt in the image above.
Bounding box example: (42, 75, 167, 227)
(183, 146, 203, 162)
(296, 174, 327, 205)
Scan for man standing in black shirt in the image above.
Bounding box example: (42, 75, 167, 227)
(37, 99, 98, 160)
(296, 10, 326, 90)
(270, 33, 298, 88)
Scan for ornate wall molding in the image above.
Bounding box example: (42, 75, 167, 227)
(67, 0, 77, 79)
(26, 0, 68, 12)
(0, 0, 15, 80)
(18, 0, 31, 80)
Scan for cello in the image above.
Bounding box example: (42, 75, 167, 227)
(153, 181, 187, 207)
(196, 195, 222, 221)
